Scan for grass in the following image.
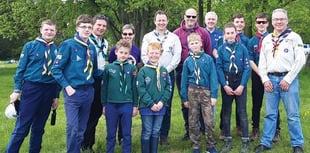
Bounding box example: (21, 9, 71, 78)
(0, 63, 309, 153)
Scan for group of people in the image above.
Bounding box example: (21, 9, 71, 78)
(5, 7, 305, 153)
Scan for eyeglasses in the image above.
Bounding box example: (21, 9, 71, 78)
(185, 15, 197, 19)
(122, 33, 134, 36)
(256, 21, 268, 24)
(272, 18, 287, 22)
(79, 26, 92, 30)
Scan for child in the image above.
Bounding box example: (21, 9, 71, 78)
(137, 42, 172, 153)
(216, 23, 250, 153)
(51, 14, 101, 153)
(180, 33, 219, 153)
(101, 39, 138, 153)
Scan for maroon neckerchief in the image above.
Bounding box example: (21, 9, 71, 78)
(271, 28, 291, 57)
(255, 32, 263, 53)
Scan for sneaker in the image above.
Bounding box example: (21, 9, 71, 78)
(221, 139, 232, 153)
(254, 144, 270, 153)
(236, 127, 242, 137)
(206, 147, 218, 153)
(240, 140, 250, 153)
(250, 128, 259, 141)
(293, 146, 304, 153)
(160, 136, 170, 145)
(272, 129, 280, 142)
(218, 130, 225, 140)
(180, 132, 189, 141)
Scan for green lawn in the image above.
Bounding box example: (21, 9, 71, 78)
(0, 64, 309, 153)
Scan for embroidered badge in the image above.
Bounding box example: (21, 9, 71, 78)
(56, 55, 62, 59)
(76, 55, 82, 61)
(284, 48, 289, 53)
(145, 76, 151, 85)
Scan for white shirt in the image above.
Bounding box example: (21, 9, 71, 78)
(259, 31, 306, 84)
(89, 34, 109, 70)
(141, 30, 181, 73)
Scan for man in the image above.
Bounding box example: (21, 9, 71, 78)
(174, 8, 212, 141)
(81, 14, 109, 152)
(254, 8, 305, 153)
(6, 19, 59, 153)
(52, 14, 102, 153)
(141, 10, 181, 145)
(204, 11, 223, 59)
(247, 13, 281, 141)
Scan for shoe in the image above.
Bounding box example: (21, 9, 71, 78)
(254, 144, 270, 153)
(236, 127, 242, 137)
(206, 147, 218, 153)
(293, 146, 304, 153)
(240, 140, 250, 153)
(250, 128, 259, 141)
(221, 139, 232, 153)
(272, 129, 280, 142)
(118, 138, 123, 145)
(160, 136, 170, 145)
(218, 130, 225, 140)
(180, 133, 189, 141)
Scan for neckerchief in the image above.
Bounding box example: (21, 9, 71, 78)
(255, 32, 264, 53)
(36, 36, 54, 76)
(190, 51, 203, 85)
(236, 33, 241, 42)
(145, 62, 161, 91)
(154, 30, 169, 47)
(114, 60, 129, 94)
(74, 33, 93, 80)
(225, 42, 238, 74)
(272, 28, 291, 57)
(89, 34, 108, 60)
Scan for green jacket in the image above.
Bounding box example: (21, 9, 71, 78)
(101, 61, 138, 106)
(137, 64, 172, 109)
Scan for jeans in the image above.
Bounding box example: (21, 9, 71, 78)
(6, 82, 56, 153)
(106, 103, 133, 153)
(141, 115, 164, 140)
(260, 75, 304, 148)
(160, 71, 175, 138)
(64, 86, 94, 153)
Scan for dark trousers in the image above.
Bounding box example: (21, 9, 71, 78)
(81, 78, 102, 149)
(160, 71, 175, 138)
(6, 82, 56, 153)
(176, 66, 204, 134)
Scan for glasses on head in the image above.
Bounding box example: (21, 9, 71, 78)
(185, 15, 197, 19)
(122, 33, 134, 36)
(79, 26, 92, 30)
(272, 18, 287, 22)
(256, 21, 268, 24)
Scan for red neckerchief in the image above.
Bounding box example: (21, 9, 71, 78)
(271, 28, 291, 57)
(255, 32, 263, 53)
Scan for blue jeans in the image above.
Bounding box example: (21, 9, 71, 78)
(6, 82, 56, 153)
(64, 86, 94, 153)
(106, 103, 133, 153)
(260, 75, 304, 148)
(141, 115, 164, 140)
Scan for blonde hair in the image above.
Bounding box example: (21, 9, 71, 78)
(187, 33, 202, 43)
(147, 42, 162, 53)
(115, 39, 131, 52)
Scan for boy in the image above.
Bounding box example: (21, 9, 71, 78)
(216, 23, 250, 153)
(6, 19, 59, 153)
(180, 33, 218, 153)
(101, 39, 138, 153)
(137, 42, 172, 153)
(52, 14, 101, 153)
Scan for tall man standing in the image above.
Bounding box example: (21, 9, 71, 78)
(6, 19, 59, 153)
(141, 10, 182, 145)
(254, 8, 305, 153)
(174, 8, 212, 141)
(81, 14, 109, 152)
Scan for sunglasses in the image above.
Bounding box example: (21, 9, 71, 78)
(185, 15, 197, 19)
(256, 21, 268, 24)
(122, 33, 133, 36)
(79, 26, 93, 30)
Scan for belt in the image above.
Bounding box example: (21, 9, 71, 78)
(188, 84, 209, 90)
(267, 72, 288, 76)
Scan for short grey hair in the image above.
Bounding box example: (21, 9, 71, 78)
(272, 8, 288, 19)
(205, 11, 218, 20)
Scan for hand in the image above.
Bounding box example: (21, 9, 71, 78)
(263, 81, 273, 92)
(211, 98, 217, 106)
(51, 98, 59, 110)
(233, 85, 244, 96)
(183, 101, 189, 108)
(157, 101, 163, 110)
(223, 85, 234, 95)
(280, 80, 290, 91)
(132, 107, 138, 117)
(65, 86, 75, 96)
(102, 106, 106, 116)
(212, 49, 218, 58)
(151, 104, 159, 112)
(10, 92, 20, 103)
